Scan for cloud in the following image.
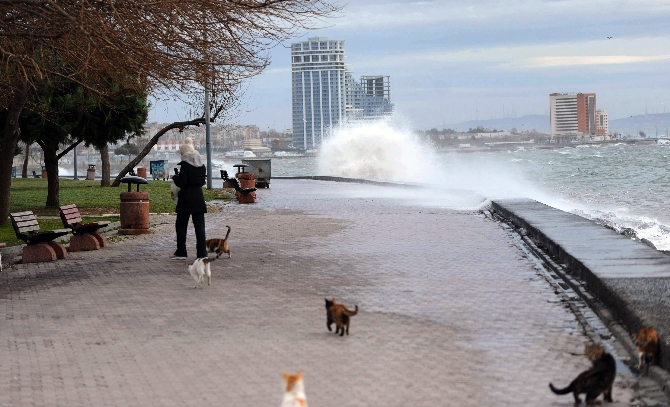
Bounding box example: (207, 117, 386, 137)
(347, 37, 670, 72)
(521, 55, 670, 68)
(337, 0, 670, 30)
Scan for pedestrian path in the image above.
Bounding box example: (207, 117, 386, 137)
(492, 198, 670, 376)
(0, 180, 666, 406)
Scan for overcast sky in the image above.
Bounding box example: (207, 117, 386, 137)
(148, 0, 670, 130)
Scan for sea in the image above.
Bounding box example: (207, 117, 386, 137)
(58, 119, 670, 252)
(260, 120, 670, 252)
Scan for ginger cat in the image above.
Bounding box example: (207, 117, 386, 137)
(281, 371, 307, 407)
(549, 342, 616, 404)
(635, 327, 659, 370)
(205, 226, 231, 259)
(325, 298, 358, 337)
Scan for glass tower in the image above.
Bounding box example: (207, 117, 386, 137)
(291, 37, 346, 150)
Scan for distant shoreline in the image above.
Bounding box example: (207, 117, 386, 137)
(437, 138, 660, 153)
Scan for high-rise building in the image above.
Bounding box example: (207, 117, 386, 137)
(291, 38, 347, 150)
(596, 109, 608, 135)
(549, 93, 597, 139)
(291, 37, 394, 150)
(347, 75, 393, 121)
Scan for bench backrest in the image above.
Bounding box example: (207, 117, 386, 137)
(59, 204, 82, 227)
(10, 211, 40, 236)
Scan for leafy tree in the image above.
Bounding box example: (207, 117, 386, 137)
(114, 143, 141, 160)
(71, 91, 148, 186)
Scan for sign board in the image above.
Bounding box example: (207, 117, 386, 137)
(149, 160, 169, 180)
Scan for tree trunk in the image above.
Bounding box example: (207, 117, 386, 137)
(100, 144, 110, 186)
(0, 82, 30, 225)
(22, 142, 30, 178)
(39, 141, 60, 207)
(112, 119, 205, 187)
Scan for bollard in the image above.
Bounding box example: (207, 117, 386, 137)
(119, 176, 151, 234)
(86, 164, 96, 180)
(136, 167, 147, 179)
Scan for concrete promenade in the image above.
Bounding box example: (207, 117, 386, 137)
(0, 180, 667, 406)
(491, 200, 670, 378)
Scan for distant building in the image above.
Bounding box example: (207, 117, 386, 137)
(549, 93, 597, 139)
(596, 109, 608, 135)
(291, 37, 394, 150)
(346, 75, 393, 122)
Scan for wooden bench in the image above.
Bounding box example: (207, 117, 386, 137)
(9, 211, 69, 263)
(59, 204, 110, 251)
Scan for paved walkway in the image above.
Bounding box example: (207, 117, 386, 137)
(0, 180, 666, 406)
(492, 199, 670, 374)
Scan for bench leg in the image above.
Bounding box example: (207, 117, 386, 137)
(69, 234, 100, 252)
(22, 243, 57, 263)
(88, 232, 107, 248)
(46, 241, 67, 259)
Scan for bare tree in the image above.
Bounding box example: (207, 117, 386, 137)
(0, 0, 340, 224)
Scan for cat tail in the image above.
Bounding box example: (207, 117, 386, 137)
(224, 225, 231, 240)
(549, 382, 574, 395)
(343, 305, 359, 316)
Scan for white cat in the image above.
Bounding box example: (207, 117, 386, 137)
(188, 257, 214, 289)
(281, 371, 307, 407)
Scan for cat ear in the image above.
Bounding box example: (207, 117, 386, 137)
(282, 371, 290, 379)
(296, 371, 303, 379)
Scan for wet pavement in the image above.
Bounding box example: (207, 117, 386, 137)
(492, 199, 670, 376)
(0, 180, 668, 406)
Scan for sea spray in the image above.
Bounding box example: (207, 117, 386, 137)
(316, 136, 670, 253)
(318, 120, 440, 182)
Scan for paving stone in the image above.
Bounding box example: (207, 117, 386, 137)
(0, 180, 666, 406)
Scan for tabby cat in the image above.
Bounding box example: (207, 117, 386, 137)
(206, 226, 231, 259)
(325, 298, 358, 337)
(549, 342, 616, 404)
(281, 371, 307, 407)
(634, 327, 659, 370)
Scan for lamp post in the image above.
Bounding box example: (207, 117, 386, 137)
(73, 143, 78, 180)
(205, 84, 212, 190)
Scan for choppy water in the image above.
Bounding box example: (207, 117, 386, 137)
(269, 121, 670, 252)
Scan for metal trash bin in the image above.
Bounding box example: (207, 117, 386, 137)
(242, 158, 271, 188)
(86, 164, 96, 180)
(119, 176, 151, 234)
(41, 165, 48, 179)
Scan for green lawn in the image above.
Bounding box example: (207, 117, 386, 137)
(1, 178, 231, 247)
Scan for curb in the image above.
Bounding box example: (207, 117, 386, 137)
(488, 202, 670, 399)
(273, 176, 422, 188)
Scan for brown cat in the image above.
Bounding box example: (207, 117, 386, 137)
(549, 342, 616, 404)
(325, 298, 358, 337)
(206, 225, 231, 259)
(634, 327, 659, 370)
(280, 371, 307, 407)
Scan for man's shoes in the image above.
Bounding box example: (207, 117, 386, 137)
(170, 254, 187, 260)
